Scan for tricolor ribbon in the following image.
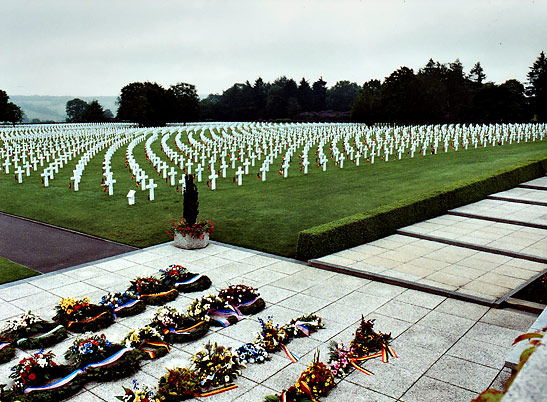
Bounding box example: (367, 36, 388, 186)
(281, 344, 299, 363)
(0, 342, 11, 351)
(208, 307, 242, 327)
(113, 299, 141, 315)
(82, 348, 132, 370)
(294, 321, 310, 337)
(24, 369, 84, 394)
(196, 384, 238, 397)
(162, 320, 205, 335)
(67, 311, 109, 328)
(231, 297, 259, 316)
(175, 274, 203, 286)
(17, 324, 65, 346)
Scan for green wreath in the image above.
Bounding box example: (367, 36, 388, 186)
(0, 343, 16, 364)
(19, 365, 86, 402)
(139, 288, 179, 305)
(162, 318, 210, 344)
(54, 304, 114, 333)
(16, 322, 67, 350)
(83, 347, 143, 382)
(236, 297, 266, 315)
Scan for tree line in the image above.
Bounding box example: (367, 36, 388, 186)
(1, 51, 545, 125)
(65, 98, 114, 123)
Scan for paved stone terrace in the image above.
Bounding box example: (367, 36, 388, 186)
(0, 241, 539, 401)
(315, 176, 547, 304)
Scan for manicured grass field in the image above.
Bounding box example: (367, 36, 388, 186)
(0, 130, 546, 259)
(0, 257, 40, 285)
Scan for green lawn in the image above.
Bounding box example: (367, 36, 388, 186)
(0, 257, 40, 285)
(0, 131, 546, 258)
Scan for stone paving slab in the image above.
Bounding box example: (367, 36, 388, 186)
(315, 233, 547, 303)
(0, 241, 537, 401)
(450, 199, 547, 228)
(399, 215, 547, 260)
(489, 187, 547, 205)
(520, 175, 547, 189)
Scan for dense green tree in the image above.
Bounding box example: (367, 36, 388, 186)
(312, 77, 327, 111)
(81, 100, 106, 122)
(351, 79, 382, 124)
(66, 98, 88, 122)
(297, 78, 314, 112)
(199, 94, 222, 121)
(117, 82, 172, 126)
(527, 51, 547, 121)
(103, 109, 114, 119)
(469, 62, 486, 84)
(169, 82, 199, 122)
(265, 76, 299, 119)
(326, 80, 361, 111)
(381, 66, 417, 123)
(0, 90, 24, 124)
(252, 77, 269, 118)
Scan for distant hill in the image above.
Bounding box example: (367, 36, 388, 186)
(10, 96, 118, 122)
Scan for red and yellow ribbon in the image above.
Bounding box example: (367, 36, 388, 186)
(196, 384, 238, 397)
(140, 289, 177, 300)
(67, 311, 108, 328)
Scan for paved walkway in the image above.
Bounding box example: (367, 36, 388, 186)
(0, 212, 137, 273)
(0, 241, 538, 401)
(313, 176, 547, 305)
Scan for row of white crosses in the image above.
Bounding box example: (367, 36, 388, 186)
(1, 124, 134, 187)
(2, 122, 546, 203)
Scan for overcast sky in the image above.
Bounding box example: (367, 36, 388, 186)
(1, 0, 545, 97)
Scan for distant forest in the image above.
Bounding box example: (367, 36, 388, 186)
(3, 52, 545, 125)
(199, 53, 546, 124)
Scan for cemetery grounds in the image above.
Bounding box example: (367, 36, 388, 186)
(0, 122, 546, 282)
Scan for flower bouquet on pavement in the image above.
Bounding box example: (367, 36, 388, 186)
(190, 342, 243, 391)
(255, 316, 289, 353)
(64, 333, 142, 382)
(282, 314, 324, 339)
(127, 276, 178, 305)
(122, 325, 170, 360)
(159, 264, 211, 293)
(236, 343, 270, 365)
(218, 284, 266, 316)
(150, 306, 209, 344)
(117, 382, 161, 402)
(328, 316, 396, 378)
(100, 291, 145, 318)
(187, 294, 240, 327)
(0, 311, 67, 351)
(53, 297, 114, 333)
(157, 367, 200, 401)
(9, 350, 83, 402)
(264, 353, 334, 402)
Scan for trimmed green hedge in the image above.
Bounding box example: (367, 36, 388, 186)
(296, 157, 547, 261)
